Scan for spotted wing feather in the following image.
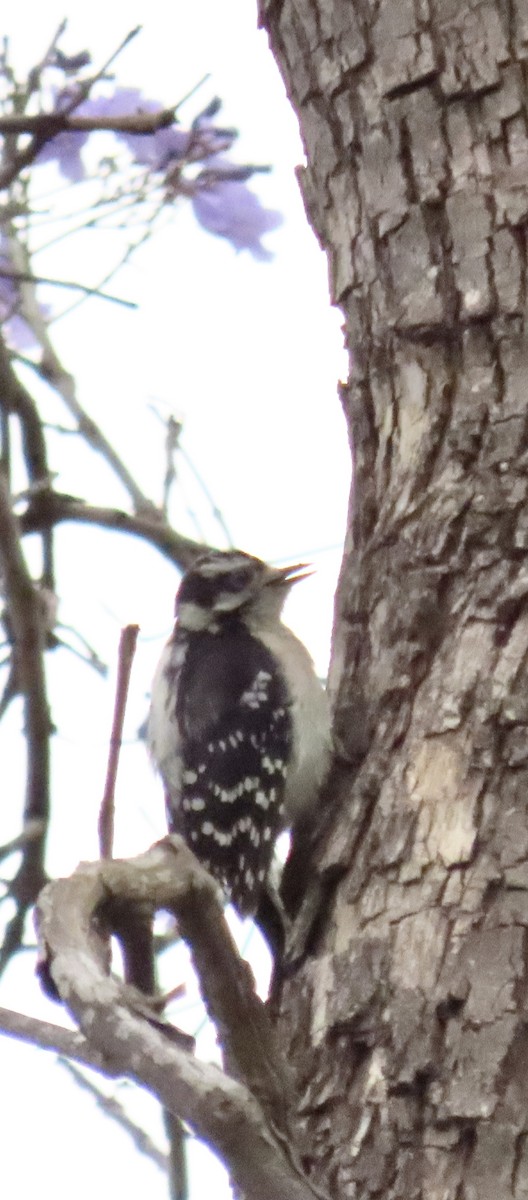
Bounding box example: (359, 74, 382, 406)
(172, 626, 292, 915)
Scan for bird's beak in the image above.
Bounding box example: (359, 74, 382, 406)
(265, 562, 314, 588)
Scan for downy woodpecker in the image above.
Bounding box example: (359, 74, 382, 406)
(148, 549, 331, 920)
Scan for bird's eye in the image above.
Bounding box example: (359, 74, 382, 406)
(225, 568, 253, 593)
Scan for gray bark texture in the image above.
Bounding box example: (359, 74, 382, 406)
(259, 1, 528, 1197)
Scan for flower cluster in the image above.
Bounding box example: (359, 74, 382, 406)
(34, 87, 282, 260)
(0, 42, 283, 352)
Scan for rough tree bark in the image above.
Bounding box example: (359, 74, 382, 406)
(260, 2, 528, 1197)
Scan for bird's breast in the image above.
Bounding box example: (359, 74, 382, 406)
(253, 624, 331, 826)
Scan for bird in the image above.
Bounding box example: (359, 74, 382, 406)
(148, 548, 331, 931)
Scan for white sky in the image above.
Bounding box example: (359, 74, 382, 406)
(0, 3, 350, 1198)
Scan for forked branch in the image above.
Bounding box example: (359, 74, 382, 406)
(36, 837, 323, 1200)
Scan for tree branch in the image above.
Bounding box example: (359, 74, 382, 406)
(0, 1004, 121, 1073)
(0, 107, 179, 137)
(0, 27, 142, 192)
(0, 331, 56, 590)
(36, 838, 323, 1200)
(6, 232, 153, 517)
(0, 336, 50, 485)
(20, 490, 204, 570)
(0, 473, 51, 966)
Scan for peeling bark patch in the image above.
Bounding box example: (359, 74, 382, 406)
(396, 359, 429, 464)
(390, 908, 447, 991)
(437, 1016, 517, 1119)
(427, 621, 496, 734)
(407, 739, 478, 867)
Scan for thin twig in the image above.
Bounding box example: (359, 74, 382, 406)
(54, 622, 108, 677)
(162, 415, 182, 516)
(7, 233, 154, 514)
(25, 21, 68, 99)
(49, 228, 155, 324)
(164, 1109, 189, 1200)
(149, 405, 233, 546)
(99, 624, 139, 859)
(61, 26, 142, 113)
(178, 445, 234, 548)
(0, 267, 137, 308)
(59, 1058, 169, 1174)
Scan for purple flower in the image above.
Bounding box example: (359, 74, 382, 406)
(29, 87, 283, 262)
(3, 311, 41, 350)
(0, 275, 43, 350)
(33, 86, 240, 181)
(120, 121, 191, 170)
(34, 129, 89, 181)
(34, 87, 187, 180)
(111, 91, 236, 170)
(0, 238, 51, 350)
(191, 163, 282, 260)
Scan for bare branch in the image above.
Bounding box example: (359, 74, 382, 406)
(0, 334, 56, 593)
(0, 107, 179, 137)
(36, 839, 323, 1200)
(0, 27, 142, 192)
(25, 21, 68, 98)
(4, 237, 154, 516)
(20, 490, 204, 570)
(0, 473, 51, 966)
(0, 336, 51, 487)
(99, 624, 139, 859)
(64, 26, 142, 110)
(0, 1003, 121, 1073)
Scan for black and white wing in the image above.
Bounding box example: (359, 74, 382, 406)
(174, 625, 292, 916)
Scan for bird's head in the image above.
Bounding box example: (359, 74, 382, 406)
(175, 549, 311, 631)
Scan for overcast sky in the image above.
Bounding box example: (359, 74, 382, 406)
(0, 4, 349, 1197)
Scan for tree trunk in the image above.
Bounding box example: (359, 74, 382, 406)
(260, 2, 528, 1196)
